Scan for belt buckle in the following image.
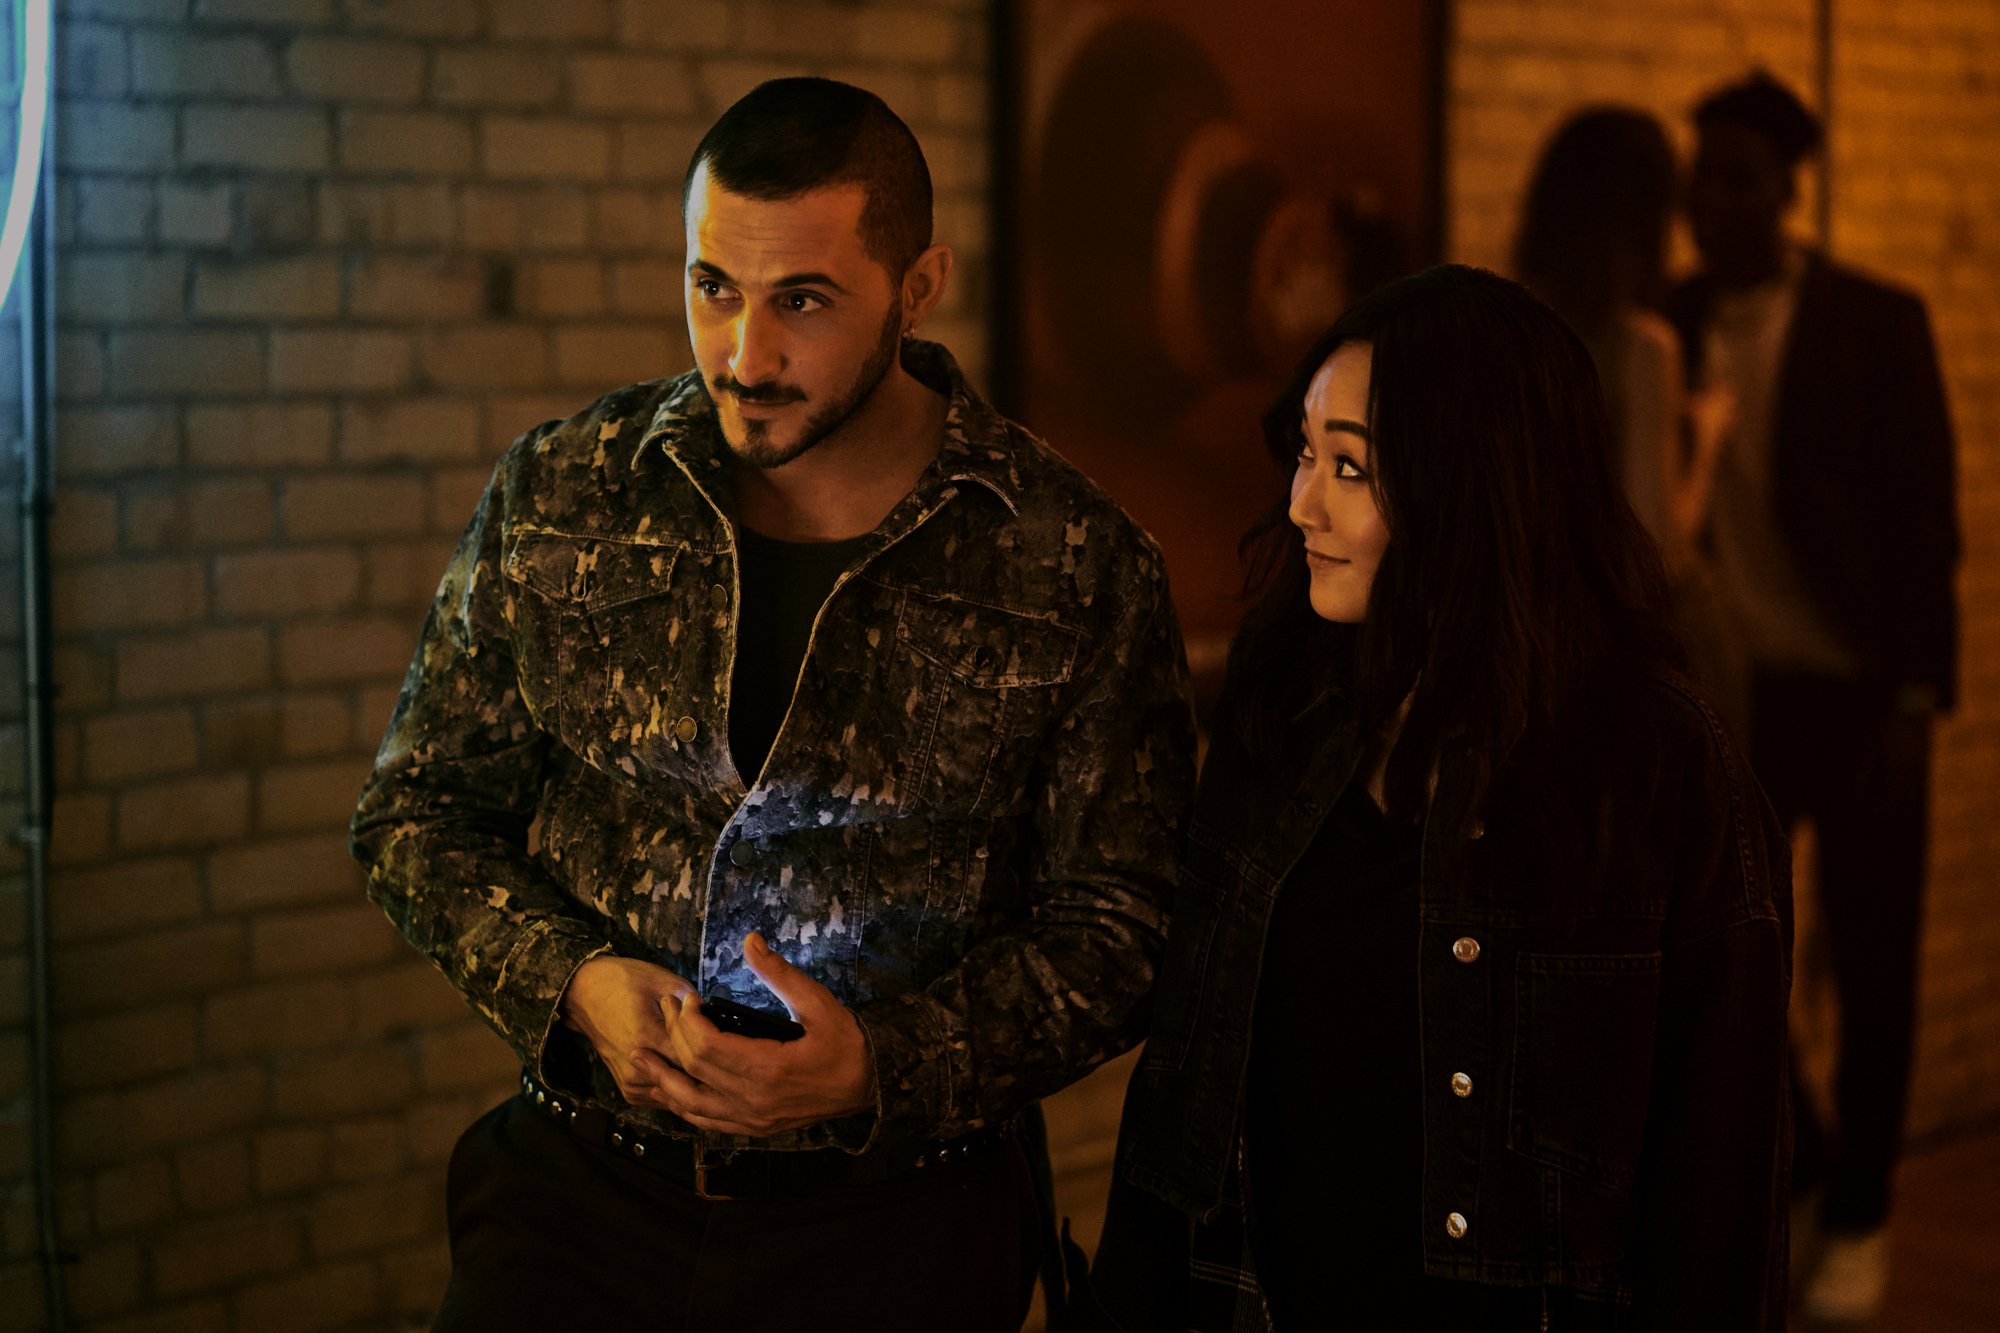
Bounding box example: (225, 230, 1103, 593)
(693, 1149, 734, 1202)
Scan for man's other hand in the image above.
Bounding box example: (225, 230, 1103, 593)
(558, 954, 695, 1110)
(629, 932, 878, 1137)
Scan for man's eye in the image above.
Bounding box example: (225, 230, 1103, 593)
(783, 291, 826, 314)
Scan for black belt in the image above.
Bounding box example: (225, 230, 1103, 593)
(519, 1072, 1015, 1202)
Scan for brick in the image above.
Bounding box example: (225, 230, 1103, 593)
(350, 961, 466, 1037)
(123, 478, 275, 551)
(306, 1175, 430, 1258)
(61, 22, 132, 98)
(253, 1124, 328, 1196)
(55, 1005, 201, 1092)
(54, 643, 114, 714)
(554, 324, 681, 388)
(482, 117, 615, 183)
(328, 1113, 405, 1181)
(115, 627, 270, 703)
(489, 0, 611, 38)
(694, 57, 798, 115)
(117, 771, 252, 851)
(233, 1258, 384, 1333)
(58, 101, 177, 173)
(194, 257, 343, 322)
(270, 330, 414, 393)
(252, 901, 402, 978)
(431, 47, 564, 109)
(419, 1020, 512, 1092)
(347, 256, 484, 321)
(57, 406, 179, 477)
(256, 755, 372, 832)
(131, 32, 281, 98)
(108, 331, 265, 396)
(49, 857, 205, 943)
(92, 1300, 231, 1333)
(151, 1209, 304, 1298)
(281, 474, 426, 540)
(737, 3, 856, 59)
(93, 1158, 175, 1234)
(214, 549, 362, 617)
(52, 558, 207, 635)
(203, 977, 351, 1058)
(336, 0, 478, 38)
(278, 615, 418, 687)
(285, 36, 426, 104)
(615, 0, 733, 53)
(199, 696, 283, 767)
(175, 1137, 253, 1215)
(429, 465, 492, 532)
(49, 797, 112, 876)
(591, 186, 678, 252)
(196, 0, 331, 21)
(854, 7, 964, 64)
(383, 1237, 452, 1316)
(183, 105, 331, 172)
(338, 397, 481, 465)
(75, 178, 154, 246)
(82, 706, 201, 784)
(418, 324, 548, 390)
(281, 692, 355, 757)
(54, 920, 246, 1016)
(364, 537, 455, 608)
(159, 183, 234, 248)
(66, 1239, 148, 1321)
(339, 109, 475, 175)
(59, 252, 186, 324)
(516, 257, 608, 317)
(461, 184, 590, 251)
(52, 487, 120, 559)
(240, 180, 318, 249)
(571, 55, 700, 115)
(615, 118, 704, 184)
(611, 258, 684, 316)
(272, 1044, 413, 1122)
(185, 403, 333, 470)
(404, 1092, 483, 1164)
(60, 331, 109, 399)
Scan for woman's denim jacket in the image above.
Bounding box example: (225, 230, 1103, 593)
(1088, 666, 1793, 1331)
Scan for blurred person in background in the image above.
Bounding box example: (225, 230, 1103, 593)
(1672, 69, 1960, 1324)
(1514, 106, 1744, 731)
(1079, 265, 1792, 1331)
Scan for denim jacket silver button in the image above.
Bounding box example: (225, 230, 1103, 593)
(675, 716, 698, 744)
(1446, 1212, 1469, 1239)
(729, 841, 755, 868)
(709, 584, 729, 611)
(1451, 1072, 1473, 1098)
(1452, 936, 1481, 963)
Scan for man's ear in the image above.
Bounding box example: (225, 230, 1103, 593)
(899, 244, 955, 334)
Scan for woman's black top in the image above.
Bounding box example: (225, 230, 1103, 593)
(1246, 781, 1547, 1328)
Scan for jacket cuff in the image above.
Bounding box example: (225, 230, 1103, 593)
(845, 993, 962, 1151)
(493, 919, 613, 1091)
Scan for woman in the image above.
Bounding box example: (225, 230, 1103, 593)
(1514, 107, 1744, 731)
(1080, 266, 1791, 1330)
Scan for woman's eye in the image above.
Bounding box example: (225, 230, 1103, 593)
(1334, 454, 1368, 480)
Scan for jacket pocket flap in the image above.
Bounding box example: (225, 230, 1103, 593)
(897, 590, 1081, 688)
(501, 529, 682, 612)
(1509, 950, 1662, 1188)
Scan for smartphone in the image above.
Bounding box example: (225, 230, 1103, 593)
(699, 995, 805, 1042)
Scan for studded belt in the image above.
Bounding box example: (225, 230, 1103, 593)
(518, 1072, 1016, 1201)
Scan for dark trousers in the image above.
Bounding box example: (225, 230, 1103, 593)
(434, 1095, 1043, 1332)
(1751, 673, 1931, 1232)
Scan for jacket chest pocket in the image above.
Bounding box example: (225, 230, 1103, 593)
(892, 590, 1082, 818)
(500, 528, 686, 766)
(1508, 950, 1661, 1190)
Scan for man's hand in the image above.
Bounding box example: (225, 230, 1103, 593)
(558, 954, 695, 1110)
(628, 932, 878, 1137)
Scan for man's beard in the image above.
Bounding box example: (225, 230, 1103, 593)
(716, 305, 904, 470)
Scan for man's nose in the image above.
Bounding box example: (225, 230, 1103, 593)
(729, 307, 782, 387)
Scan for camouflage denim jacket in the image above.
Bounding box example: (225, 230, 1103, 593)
(350, 340, 1198, 1154)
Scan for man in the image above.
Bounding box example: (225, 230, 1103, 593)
(1671, 70, 1959, 1323)
(353, 78, 1195, 1330)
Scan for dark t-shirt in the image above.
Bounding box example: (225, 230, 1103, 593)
(727, 526, 871, 784)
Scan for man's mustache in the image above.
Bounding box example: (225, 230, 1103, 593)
(714, 375, 807, 406)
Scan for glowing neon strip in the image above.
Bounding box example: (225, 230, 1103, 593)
(0, 0, 49, 312)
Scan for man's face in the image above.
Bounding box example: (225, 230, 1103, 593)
(684, 165, 905, 468)
(1688, 120, 1795, 280)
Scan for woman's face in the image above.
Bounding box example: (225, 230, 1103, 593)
(1289, 342, 1389, 624)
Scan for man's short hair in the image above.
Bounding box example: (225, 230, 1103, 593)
(1694, 70, 1824, 165)
(683, 77, 933, 277)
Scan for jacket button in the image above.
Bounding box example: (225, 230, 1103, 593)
(1446, 1212, 1469, 1240)
(1452, 936, 1481, 964)
(1468, 818, 1486, 840)
(709, 584, 729, 611)
(1451, 1072, 1473, 1098)
(675, 715, 698, 743)
(728, 841, 756, 868)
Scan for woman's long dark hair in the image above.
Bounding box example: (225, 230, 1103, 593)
(1224, 265, 1682, 821)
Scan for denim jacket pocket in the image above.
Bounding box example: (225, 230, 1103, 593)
(1508, 950, 1662, 1189)
(893, 590, 1082, 816)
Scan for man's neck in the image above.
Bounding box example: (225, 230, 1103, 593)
(733, 365, 949, 542)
